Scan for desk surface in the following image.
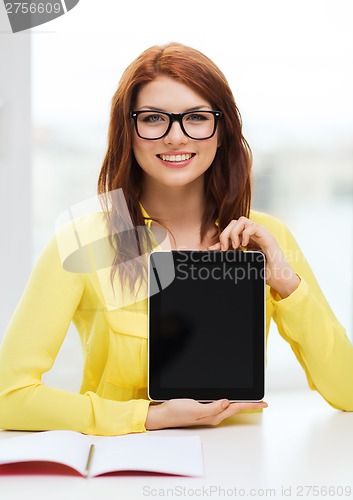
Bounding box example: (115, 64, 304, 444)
(1, 389, 352, 500)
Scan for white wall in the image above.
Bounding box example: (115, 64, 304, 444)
(0, 6, 31, 334)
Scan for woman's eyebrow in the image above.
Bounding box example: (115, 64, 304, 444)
(137, 105, 212, 112)
(184, 105, 212, 112)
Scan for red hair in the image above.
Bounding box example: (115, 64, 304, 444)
(98, 42, 252, 295)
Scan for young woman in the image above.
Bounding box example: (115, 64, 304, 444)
(0, 43, 352, 436)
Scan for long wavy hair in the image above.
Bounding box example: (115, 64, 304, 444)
(97, 42, 253, 297)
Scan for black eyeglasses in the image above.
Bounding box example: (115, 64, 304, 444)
(130, 110, 222, 140)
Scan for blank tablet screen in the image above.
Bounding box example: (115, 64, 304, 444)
(148, 250, 265, 401)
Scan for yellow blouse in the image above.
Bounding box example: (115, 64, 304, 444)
(0, 209, 352, 436)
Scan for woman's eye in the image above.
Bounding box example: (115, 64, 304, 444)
(143, 114, 164, 123)
(187, 113, 207, 122)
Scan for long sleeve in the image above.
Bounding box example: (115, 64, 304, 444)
(0, 234, 150, 435)
(268, 217, 353, 411)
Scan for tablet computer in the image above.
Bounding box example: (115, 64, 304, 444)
(148, 250, 266, 402)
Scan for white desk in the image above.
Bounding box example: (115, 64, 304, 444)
(1, 389, 352, 500)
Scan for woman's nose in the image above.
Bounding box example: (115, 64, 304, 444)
(163, 121, 188, 145)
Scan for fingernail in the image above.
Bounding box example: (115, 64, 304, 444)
(222, 399, 229, 409)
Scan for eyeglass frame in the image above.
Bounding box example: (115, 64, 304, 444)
(130, 109, 223, 141)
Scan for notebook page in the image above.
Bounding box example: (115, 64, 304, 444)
(90, 434, 204, 477)
(0, 430, 90, 475)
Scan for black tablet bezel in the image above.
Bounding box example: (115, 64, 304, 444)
(148, 250, 266, 402)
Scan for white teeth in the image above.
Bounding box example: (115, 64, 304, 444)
(160, 153, 193, 162)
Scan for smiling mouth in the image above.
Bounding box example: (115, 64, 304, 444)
(157, 153, 195, 162)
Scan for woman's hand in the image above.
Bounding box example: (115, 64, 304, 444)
(209, 216, 300, 298)
(145, 398, 268, 430)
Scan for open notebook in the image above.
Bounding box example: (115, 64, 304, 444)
(0, 430, 204, 478)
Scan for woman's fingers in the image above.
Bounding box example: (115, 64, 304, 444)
(209, 217, 269, 251)
(196, 398, 230, 418)
(208, 217, 252, 251)
(240, 222, 258, 247)
(218, 219, 239, 250)
(171, 398, 230, 420)
(197, 400, 268, 425)
(180, 398, 268, 424)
